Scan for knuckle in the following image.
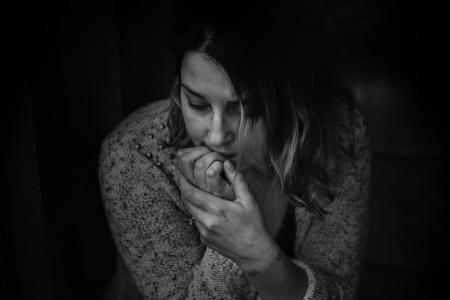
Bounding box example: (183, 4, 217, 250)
(203, 219, 215, 231)
(180, 155, 190, 164)
(199, 235, 210, 245)
(176, 150, 185, 158)
(182, 188, 195, 200)
(195, 160, 204, 169)
(208, 205, 222, 216)
(206, 168, 216, 178)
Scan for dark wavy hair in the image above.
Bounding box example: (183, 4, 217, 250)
(166, 0, 356, 216)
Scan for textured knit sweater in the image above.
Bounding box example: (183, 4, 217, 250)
(98, 99, 371, 300)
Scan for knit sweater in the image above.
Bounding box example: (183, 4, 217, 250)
(98, 99, 371, 299)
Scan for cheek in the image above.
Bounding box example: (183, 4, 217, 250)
(249, 129, 268, 156)
(239, 120, 268, 160)
(181, 108, 207, 145)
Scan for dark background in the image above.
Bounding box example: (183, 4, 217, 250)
(2, 0, 447, 299)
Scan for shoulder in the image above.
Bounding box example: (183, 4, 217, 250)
(99, 98, 186, 213)
(334, 104, 372, 178)
(345, 107, 371, 176)
(99, 98, 179, 190)
(306, 106, 372, 213)
(103, 98, 171, 145)
(350, 107, 371, 158)
(324, 106, 371, 213)
(293, 108, 371, 288)
(100, 98, 173, 159)
(337, 104, 371, 157)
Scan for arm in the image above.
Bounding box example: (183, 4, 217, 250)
(99, 107, 370, 300)
(99, 128, 259, 299)
(99, 129, 205, 299)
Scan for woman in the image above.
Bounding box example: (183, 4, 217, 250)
(99, 1, 371, 299)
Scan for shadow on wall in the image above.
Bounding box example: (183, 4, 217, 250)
(341, 64, 445, 299)
(318, 0, 446, 298)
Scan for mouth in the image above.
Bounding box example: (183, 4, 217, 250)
(205, 146, 236, 160)
(217, 152, 236, 160)
(223, 153, 236, 158)
(208, 148, 236, 159)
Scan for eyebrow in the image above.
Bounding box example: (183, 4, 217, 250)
(180, 82, 240, 103)
(180, 83, 206, 99)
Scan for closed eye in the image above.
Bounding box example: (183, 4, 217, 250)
(180, 86, 210, 111)
(188, 101, 210, 111)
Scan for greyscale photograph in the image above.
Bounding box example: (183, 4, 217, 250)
(3, 0, 445, 299)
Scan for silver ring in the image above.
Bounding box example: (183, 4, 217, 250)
(189, 216, 196, 225)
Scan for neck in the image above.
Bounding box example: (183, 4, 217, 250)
(243, 169, 288, 237)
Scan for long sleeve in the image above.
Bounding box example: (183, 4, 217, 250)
(99, 118, 203, 299)
(98, 100, 257, 299)
(291, 111, 371, 299)
(98, 100, 371, 299)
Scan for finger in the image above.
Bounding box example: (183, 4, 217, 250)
(193, 219, 208, 240)
(205, 162, 236, 200)
(221, 183, 236, 200)
(178, 175, 227, 213)
(194, 152, 226, 190)
(182, 195, 209, 230)
(205, 161, 224, 194)
(177, 147, 210, 185)
(223, 160, 252, 200)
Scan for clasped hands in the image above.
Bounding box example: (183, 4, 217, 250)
(175, 146, 277, 272)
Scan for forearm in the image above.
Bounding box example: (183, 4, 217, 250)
(240, 238, 308, 300)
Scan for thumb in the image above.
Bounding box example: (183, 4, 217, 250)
(223, 160, 252, 201)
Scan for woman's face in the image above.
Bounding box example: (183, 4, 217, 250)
(179, 51, 267, 168)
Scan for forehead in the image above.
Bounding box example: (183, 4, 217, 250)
(180, 51, 236, 102)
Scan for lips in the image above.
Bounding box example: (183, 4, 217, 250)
(203, 145, 236, 159)
(221, 152, 236, 159)
(207, 147, 235, 158)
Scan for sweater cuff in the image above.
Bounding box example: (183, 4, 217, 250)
(252, 258, 327, 300)
(291, 259, 324, 300)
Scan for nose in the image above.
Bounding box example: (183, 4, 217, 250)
(206, 112, 234, 148)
